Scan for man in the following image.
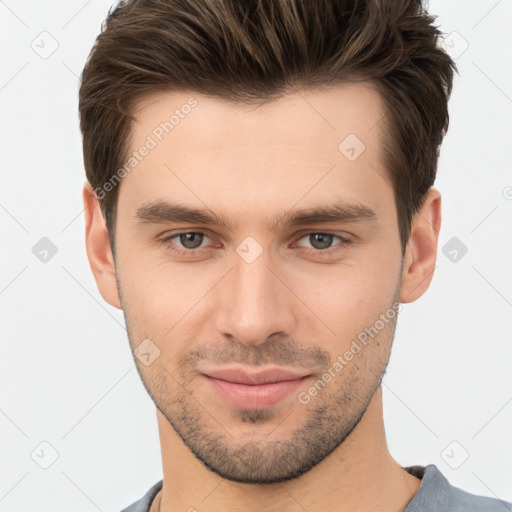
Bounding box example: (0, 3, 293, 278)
(78, 0, 511, 511)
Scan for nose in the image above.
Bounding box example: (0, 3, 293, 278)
(214, 244, 297, 346)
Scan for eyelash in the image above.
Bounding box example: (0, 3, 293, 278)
(159, 230, 351, 257)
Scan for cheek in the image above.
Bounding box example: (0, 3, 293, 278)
(117, 220, 401, 359)
(118, 251, 207, 315)
(287, 256, 400, 337)
(117, 258, 221, 361)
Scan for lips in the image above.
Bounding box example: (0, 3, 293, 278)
(203, 367, 310, 385)
(200, 366, 312, 409)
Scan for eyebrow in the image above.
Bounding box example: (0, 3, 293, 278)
(134, 200, 377, 231)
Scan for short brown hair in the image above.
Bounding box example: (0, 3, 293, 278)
(79, 0, 456, 254)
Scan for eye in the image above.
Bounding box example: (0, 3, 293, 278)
(294, 232, 351, 252)
(162, 231, 213, 254)
(159, 230, 351, 257)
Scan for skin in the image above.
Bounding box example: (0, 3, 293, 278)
(84, 82, 441, 512)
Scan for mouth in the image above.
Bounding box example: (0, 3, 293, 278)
(200, 366, 312, 409)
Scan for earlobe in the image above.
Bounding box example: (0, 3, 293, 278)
(83, 182, 122, 309)
(399, 187, 442, 303)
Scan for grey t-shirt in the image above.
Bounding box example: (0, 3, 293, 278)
(120, 464, 511, 512)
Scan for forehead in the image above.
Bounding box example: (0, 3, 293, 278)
(118, 82, 393, 225)
(130, 81, 385, 153)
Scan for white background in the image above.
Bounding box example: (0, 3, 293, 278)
(0, 0, 511, 510)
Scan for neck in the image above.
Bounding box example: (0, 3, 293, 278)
(156, 387, 421, 512)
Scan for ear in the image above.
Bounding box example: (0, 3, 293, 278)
(83, 182, 121, 309)
(399, 187, 442, 303)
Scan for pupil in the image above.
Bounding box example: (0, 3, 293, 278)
(180, 232, 203, 249)
(311, 233, 332, 250)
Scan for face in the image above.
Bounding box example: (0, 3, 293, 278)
(111, 83, 405, 483)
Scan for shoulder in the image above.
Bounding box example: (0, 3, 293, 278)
(120, 480, 163, 512)
(446, 483, 511, 512)
(404, 464, 511, 512)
